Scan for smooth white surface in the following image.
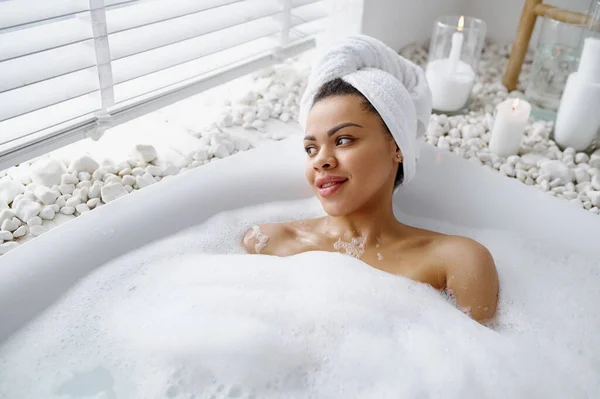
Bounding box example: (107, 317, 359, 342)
(425, 59, 474, 112)
(554, 73, 600, 152)
(578, 37, 600, 84)
(489, 98, 532, 157)
(1, 136, 600, 344)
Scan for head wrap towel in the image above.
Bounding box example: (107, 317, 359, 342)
(299, 35, 432, 185)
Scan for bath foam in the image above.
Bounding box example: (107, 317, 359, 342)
(0, 197, 599, 398)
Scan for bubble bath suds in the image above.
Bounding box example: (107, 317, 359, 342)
(0, 197, 599, 398)
(249, 224, 269, 253)
(333, 235, 366, 259)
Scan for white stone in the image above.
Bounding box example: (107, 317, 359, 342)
(219, 114, 233, 127)
(0, 231, 13, 241)
(575, 153, 590, 164)
(506, 155, 520, 165)
(14, 199, 41, 221)
(88, 182, 103, 199)
(76, 204, 90, 214)
(68, 155, 99, 174)
(39, 206, 56, 220)
(279, 113, 290, 123)
(118, 168, 132, 176)
(124, 185, 133, 193)
(499, 163, 515, 177)
(0, 180, 25, 204)
(146, 165, 162, 177)
(540, 160, 573, 183)
(33, 186, 58, 205)
(588, 191, 600, 207)
(92, 169, 105, 181)
(131, 167, 145, 176)
(30, 157, 67, 187)
(251, 120, 265, 130)
(1, 219, 18, 232)
(563, 191, 578, 200)
(104, 175, 122, 186)
(66, 197, 81, 207)
(59, 184, 75, 195)
(212, 143, 230, 159)
(135, 144, 158, 163)
(55, 196, 67, 208)
(574, 168, 590, 184)
(27, 216, 42, 227)
(87, 198, 101, 209)
(59, 206, 75, 215)
(11, 217, 21, 228)
(8, 164, 32, 185)
(122, 175, 136, 187)
(30, 225, 45, 236)
(101, 183, 128, 203)
(76, 181, 92, 190)
(234, 137, 251, 152)
(256, 107, 271, 121)
(161, 163, 179, 177)
(192, 149, 209, 162)
(135, 174, 154, 189)
(78, 172, 91, 181)
(591, 175, 600, 191)
(0, 200, 8, 210)
(12, 225, 27, 238)
(0, 242, 19, 255)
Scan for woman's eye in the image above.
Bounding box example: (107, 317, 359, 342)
(336, 137, 352, 145)
(305, 146, 316, 155)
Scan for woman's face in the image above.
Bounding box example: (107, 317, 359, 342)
(304, 94, 401, 216)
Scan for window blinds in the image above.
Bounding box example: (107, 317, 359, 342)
(0, 0, 327, 170)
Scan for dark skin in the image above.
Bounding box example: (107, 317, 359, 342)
(243, 94, 499, 323)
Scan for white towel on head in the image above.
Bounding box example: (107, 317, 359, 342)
(299, 34, 432, 185)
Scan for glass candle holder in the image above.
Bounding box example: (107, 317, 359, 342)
(426, 15, 486, 115)
(525, 9, 584, 121)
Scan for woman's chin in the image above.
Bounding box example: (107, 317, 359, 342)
(320, 200, 353, 217)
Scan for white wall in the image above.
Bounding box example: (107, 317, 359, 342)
(359, 0, 594, 50)
(361, 0, 465, 50)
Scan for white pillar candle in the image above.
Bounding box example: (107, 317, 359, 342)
(489, 98, 532, 157)
(554, 37, 600, 151)
(425, 16, 475, 112)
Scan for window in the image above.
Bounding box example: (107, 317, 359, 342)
(0, 0, 327, 170)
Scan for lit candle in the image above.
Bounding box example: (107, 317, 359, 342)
(553, 37, 600, 151)
(425, 16, 476, 113)
(447, 16, 464, 76)
(489, 98, 532, 157)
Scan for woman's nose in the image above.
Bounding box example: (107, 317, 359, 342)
(313, 147, 337, 170)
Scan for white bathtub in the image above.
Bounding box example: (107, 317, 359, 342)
(1, 135, 599, 343)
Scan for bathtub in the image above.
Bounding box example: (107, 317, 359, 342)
(1, 135, 599, 344)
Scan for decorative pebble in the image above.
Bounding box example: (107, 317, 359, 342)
(87, 198, 101, 209)
(75, 204, 90, 214)
(0, 231, 13, 241)
(29, 157, 66, 187)
(14, 199, 41, 221)
(101, 183, 129, 203)
(26, 216, 42, 227)
(0, 180, 25, 204)
(122, 175, 136, 187)
(145, 165, 162, 177)
(58, 184, 75, 195)
(135, 144, 157, 163)
(29, 225, 45, 236)
(33, 186, 58, 205)
(1, 219, 18, 232)
(12, 225, 27, 238)
(39, 207, 56, 220)
(59, 206, 75, 215)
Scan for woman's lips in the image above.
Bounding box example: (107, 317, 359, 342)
(318, 180, 347, 197)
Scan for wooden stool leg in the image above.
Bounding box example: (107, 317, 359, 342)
(503, 0, 543, 91)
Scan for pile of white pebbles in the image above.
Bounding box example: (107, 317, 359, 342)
(0, 41, 598, 255)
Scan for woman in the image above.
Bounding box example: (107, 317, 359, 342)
(243, 36, 499, 323)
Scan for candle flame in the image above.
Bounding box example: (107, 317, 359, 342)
(457, 15, 464, 32)
(512, 98, 520, 110)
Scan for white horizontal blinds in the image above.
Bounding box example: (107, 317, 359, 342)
(289, 0, 328, 41)
(107, 0, 287, 104)
(0, 0, 102, 145)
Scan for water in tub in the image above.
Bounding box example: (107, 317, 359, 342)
(0, 197, 599, 398)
